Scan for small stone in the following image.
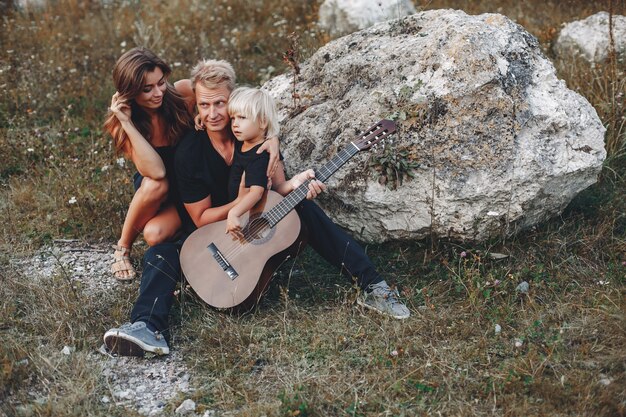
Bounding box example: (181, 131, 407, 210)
(514, 338, 524, 348)
(599, 374, 612, 386)
(495, 324, 502, 334)
(61, 345, 74, 355)
(114, 389, 132, 400)
(175, 399, 196, 415)
(516, 281, 529, 293)
(101, 396, 110, 404)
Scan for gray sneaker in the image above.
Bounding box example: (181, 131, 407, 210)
(357, 280, 410, 319)
(103, 321, 169, 356)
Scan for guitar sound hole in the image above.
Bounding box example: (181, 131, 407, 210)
(244, 216, 274, 245)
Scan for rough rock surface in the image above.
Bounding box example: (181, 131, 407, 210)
(554, 11, 626, 63)
(318, 0, 416, 36)
(264, 9, 606, 242)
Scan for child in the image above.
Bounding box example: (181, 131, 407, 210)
(225, 87, 280, 237)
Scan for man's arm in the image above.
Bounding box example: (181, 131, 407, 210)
(184, 195, 240, 228)
(257, 136, 280, 177)
(271, 162, 326, 199)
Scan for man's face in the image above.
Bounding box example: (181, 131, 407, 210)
(195, 84, 232, 133)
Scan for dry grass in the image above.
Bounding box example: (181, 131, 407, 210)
(1, 0, 625, 416)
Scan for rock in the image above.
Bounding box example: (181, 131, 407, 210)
(554, 12, 626, 63)
(265, 10, 605, 243)
(495, 324, 502, 334)
(516, 281, 529, 293)
(61, 346, 74, 355)
(175, 399, 196, 415)
(514, 338, 524, 348)
(318, 0, 416, 37)
(599, 374, 612, 386)
(114, 389, 132, 400)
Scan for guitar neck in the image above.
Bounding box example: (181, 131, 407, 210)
(263, 143, 361, 227)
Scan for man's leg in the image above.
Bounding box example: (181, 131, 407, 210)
(295, 199, 381, 289)
(104, 241, 183, 355)
(130, 241, 182, 333)
(294, 200, 410, 319)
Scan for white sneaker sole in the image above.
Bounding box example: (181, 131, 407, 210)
(357, 298, 410, 319)
(103, 329, 169, 356)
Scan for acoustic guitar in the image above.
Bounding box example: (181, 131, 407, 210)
(180, 120, 397, 309)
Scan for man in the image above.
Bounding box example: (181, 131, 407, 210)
(104, 60, 409, 357)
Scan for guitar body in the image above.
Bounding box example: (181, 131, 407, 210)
(181, 190, 302, 309)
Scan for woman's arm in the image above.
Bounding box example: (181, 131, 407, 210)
(174, 79, 196, 115)
(110, 93, 166, 179)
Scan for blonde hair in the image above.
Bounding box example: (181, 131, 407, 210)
(190, 59, 236, 91)
(103, 47, 192, 154)
(228, 87, 279, 139)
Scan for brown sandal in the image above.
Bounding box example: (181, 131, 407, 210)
(111, 244, 136, 281)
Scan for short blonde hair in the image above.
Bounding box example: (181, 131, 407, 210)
(228, 87, 279, 139)
(190, 59, 236, 91)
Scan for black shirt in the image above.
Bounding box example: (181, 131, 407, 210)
(175, 130, 232, 233)
(227, 141, 269, 201)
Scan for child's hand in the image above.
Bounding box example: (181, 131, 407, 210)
(226, 211, 244, 240)
(194, 114, 204, 130)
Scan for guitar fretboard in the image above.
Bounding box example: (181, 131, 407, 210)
(262, 143, 360, 227)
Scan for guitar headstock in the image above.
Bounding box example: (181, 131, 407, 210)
(352, 119, 396, 151)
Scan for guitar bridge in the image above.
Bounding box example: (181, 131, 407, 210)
(207, 243, 238, 280)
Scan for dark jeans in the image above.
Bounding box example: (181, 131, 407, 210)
(295, 199, 382, 289)
(130, 240, 183, 336)
(130, 200, 382, 333)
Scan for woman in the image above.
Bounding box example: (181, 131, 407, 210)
(104, 48, 279, 280)
(104, 47, 194, 280)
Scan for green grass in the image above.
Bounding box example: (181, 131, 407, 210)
(1, 0, 625, 416)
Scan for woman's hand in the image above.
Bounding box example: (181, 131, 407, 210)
(109, 92, 131, 123)
(258, 136, 280, 177)
(194, 114, 204, 131)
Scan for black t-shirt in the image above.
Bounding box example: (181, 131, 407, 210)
(228, 141, 269, 201)
(175, 130, 232, 233)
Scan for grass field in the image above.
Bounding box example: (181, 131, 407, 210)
(1, 0, 624, 416)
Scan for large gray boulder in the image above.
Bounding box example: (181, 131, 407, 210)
(318, 0, 417, 36)
(554, 11, 626, 63)
(265, 9, 606, 243)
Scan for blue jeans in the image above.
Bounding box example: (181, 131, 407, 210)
(130, 240, 184, 337)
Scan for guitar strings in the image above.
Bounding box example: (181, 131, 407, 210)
(215, 127, 391, 265)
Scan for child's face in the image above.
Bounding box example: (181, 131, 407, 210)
(230, 113, 267, 143)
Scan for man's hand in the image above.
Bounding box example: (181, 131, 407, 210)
(290, 169, 327, 200)
(258, 136, 280, 177)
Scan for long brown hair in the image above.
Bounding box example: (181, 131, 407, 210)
(104, 47, 192, 155)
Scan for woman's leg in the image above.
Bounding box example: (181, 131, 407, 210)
(143, 204, 182, 247)
(113, 177, 169, 280)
